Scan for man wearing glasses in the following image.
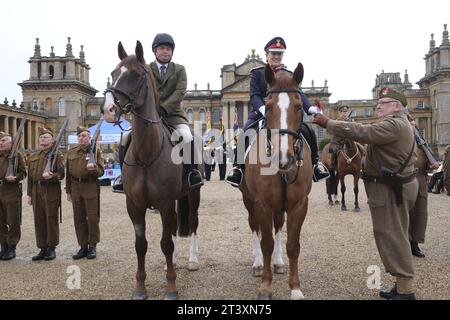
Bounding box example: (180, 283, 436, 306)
(313, 87, 419, 300)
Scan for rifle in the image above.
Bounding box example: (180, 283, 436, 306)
(6, 116, 28, 178)
(345, 110, 355, 121)
(413, 127, 438, 168)
(43, 119, 69, 176)
(87, 118, 104, 167)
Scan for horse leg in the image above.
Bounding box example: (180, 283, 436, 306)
(244, 196, 263, 277)
(127, 198, 148, 300)
(256, 211, 274, 300)
(340, 175, 347, 211)
(187, 189, 200, 271)
(353, 174, 361, 212)
(159, 202, 178, 300)
(286, 202, 308, 300)
(272, 212, 285, 274)
(326, 179, 333, 206)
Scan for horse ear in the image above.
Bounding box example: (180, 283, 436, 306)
(264, 64, 275, 85)
(118, 42, 128, 60)
(135, 41, 145, 64)
(293, 63, 304, 85)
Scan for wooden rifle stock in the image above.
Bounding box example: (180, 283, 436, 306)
(413, 127, 437, 168)
(87, 118, 104, 167)
(43, 119, 69, 175)
(6, 116, 28, 177)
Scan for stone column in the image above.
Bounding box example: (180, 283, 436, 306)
(27, 119, 32, 150)
(3, 116, 8, 134)
(243, 101, 249, 123)
(34, 122, 39, 149)
(11, 117, 17, 137)
(20, 118, 25, 149)
(229, 101, 236, 129)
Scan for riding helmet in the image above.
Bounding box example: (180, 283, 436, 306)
(152, 33, 175, 50)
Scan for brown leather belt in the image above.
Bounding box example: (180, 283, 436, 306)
(362, 172, 416, 184)
(71, 176, 97, 183)
(33, 180, 60, 186)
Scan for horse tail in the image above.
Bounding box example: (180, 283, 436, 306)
(177, 195, 190, 237)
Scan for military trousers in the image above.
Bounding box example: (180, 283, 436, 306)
(32, 184, 60, 248)
(0, 198, 21, 246)
(364, 178, 418, 278)
(409, 174, 428, 243)
(70, 181, 100, 247)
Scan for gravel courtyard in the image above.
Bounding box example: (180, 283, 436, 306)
(1, 170, 449, 300)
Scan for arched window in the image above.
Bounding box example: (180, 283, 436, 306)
(187, 109, 194, 125)
(58, 98, 66, 116)
(199, 109, 206, 124)
(49, 65, 54, 79)
(32, 99, 39, 111)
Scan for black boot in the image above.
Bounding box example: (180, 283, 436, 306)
(411, 241, 425, 258)
(0, 243, 7, 259)
(44, 247, 56, 261)
(313, 162, 330, 182)
(72, 246, 88, 260)
(86, 245, 97, 260)
(1, 244, 16, 261)
(301, 122, 329, 182)
(379, 285, 397, 299)
(32, 248, 47, 261)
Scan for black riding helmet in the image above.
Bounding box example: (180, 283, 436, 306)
(152, 33, 175, 51)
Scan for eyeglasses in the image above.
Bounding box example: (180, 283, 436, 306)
(377, 100, 398, 106)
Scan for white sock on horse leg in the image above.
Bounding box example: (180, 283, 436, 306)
(189, 234, 198, 263)
(272, 231, 284, 266)
(252, 231, 263, 268)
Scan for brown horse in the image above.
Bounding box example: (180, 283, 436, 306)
(101, 41, 201, 300)
(321, 143, 340, 206)
(332, 138, 364, 211)
(238, 63, 312, 300)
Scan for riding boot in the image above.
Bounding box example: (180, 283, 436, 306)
(301, 122, 329, 182)
(226, 136, 249, 188)
(114, 130, 132, 191)
(411, 241, 425, 258)
(1, 244, 16, 261)
(186, 139, 204, 189)
(0, 243, 6, 259)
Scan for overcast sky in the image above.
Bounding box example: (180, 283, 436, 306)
(1, 0, 449, 105)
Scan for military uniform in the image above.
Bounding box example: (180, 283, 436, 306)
(0, 133, 27, 260)
(27, 128, 65, 260)
(329, 105, 350, 168)
(325, 88, 418, 298)
(66, 129, 104, 258)
(443, 145, 450, 195)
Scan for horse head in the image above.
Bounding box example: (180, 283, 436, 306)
(264, 63, 304, 172)
(102, 41, 154, 123)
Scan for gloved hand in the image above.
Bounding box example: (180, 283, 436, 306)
(308, 106, 323, 114)
(258, 105, 266, 117)
(312, 113, 329, 128)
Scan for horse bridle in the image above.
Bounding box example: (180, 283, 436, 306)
(104, 63, 161, 127)
(265, 88, 304, 166)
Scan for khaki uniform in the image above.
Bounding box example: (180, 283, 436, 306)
(327, 111, 418, 292)
(443, 146, 450, 194)
(66, 146, 104, 247)
(27, 150, 65, 249)
(0, 151, 27, 246)
(150, 61, 188, 127)
(409, 148, 429, 243)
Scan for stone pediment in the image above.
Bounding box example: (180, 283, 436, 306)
(222, 76, 251, 93)
(236, 60, 265, 75)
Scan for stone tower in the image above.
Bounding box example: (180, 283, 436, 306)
(417, 24, 450, 150)
(18, 37, 98, 139)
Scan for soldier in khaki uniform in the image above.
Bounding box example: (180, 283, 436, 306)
(27, 128, 65, 261)
(66, 126, 104, 260)
(329, 105, 351, 169)
(407, 115, 439, 258)
(0, 132, 27, 260)
(314, 88, 419, 300)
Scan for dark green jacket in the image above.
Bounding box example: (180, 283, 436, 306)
(150, 61, 188, 127)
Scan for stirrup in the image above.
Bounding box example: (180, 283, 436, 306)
(313, 163, 330, 182)
(225, 167, 243, 188)
(188, 169, 204, 189)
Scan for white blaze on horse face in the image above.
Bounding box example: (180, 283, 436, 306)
(112, 66, 128, 87)
(103, 92, 116, 122)
(278, 93, 290, 166)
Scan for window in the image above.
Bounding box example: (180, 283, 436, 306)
(49, 65, 54, 79)
(58, 98, 66, 116)
(32, 99, 39, 111)
(187, 109, 194, 125)
(199, 110, 206, 124)
(212, 109, 221, 125)
(63, 63, 66, 79)
(365, 109, 373, 117)
(417, 100, 424, 109)
(90, 109, 98, 117)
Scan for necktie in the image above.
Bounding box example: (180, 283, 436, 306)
(160, 65, 166, 80)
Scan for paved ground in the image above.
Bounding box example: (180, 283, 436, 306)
(1, 170, 449, 300)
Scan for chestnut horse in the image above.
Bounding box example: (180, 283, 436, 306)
(238, 63, 312, 300)
(101, 41, 201, 300)
(321, 143, 340, 206)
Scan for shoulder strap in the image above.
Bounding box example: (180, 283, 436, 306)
(397, 139, 416, 175)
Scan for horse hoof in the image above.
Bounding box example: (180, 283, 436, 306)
(273, 264, 286, 274)
(334, 200, 340, 204)
(187, 261, 199, 271)
(328, 201, 334, 206)
(252, 266, 263, 277)
(164, 291, 179, 300)
(291, 289, 305, 300)
(131, 290, 148, 300)
(257, 292, 272, 300)
(341, 207, 347, 211)
(354, 207, 361, 212)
